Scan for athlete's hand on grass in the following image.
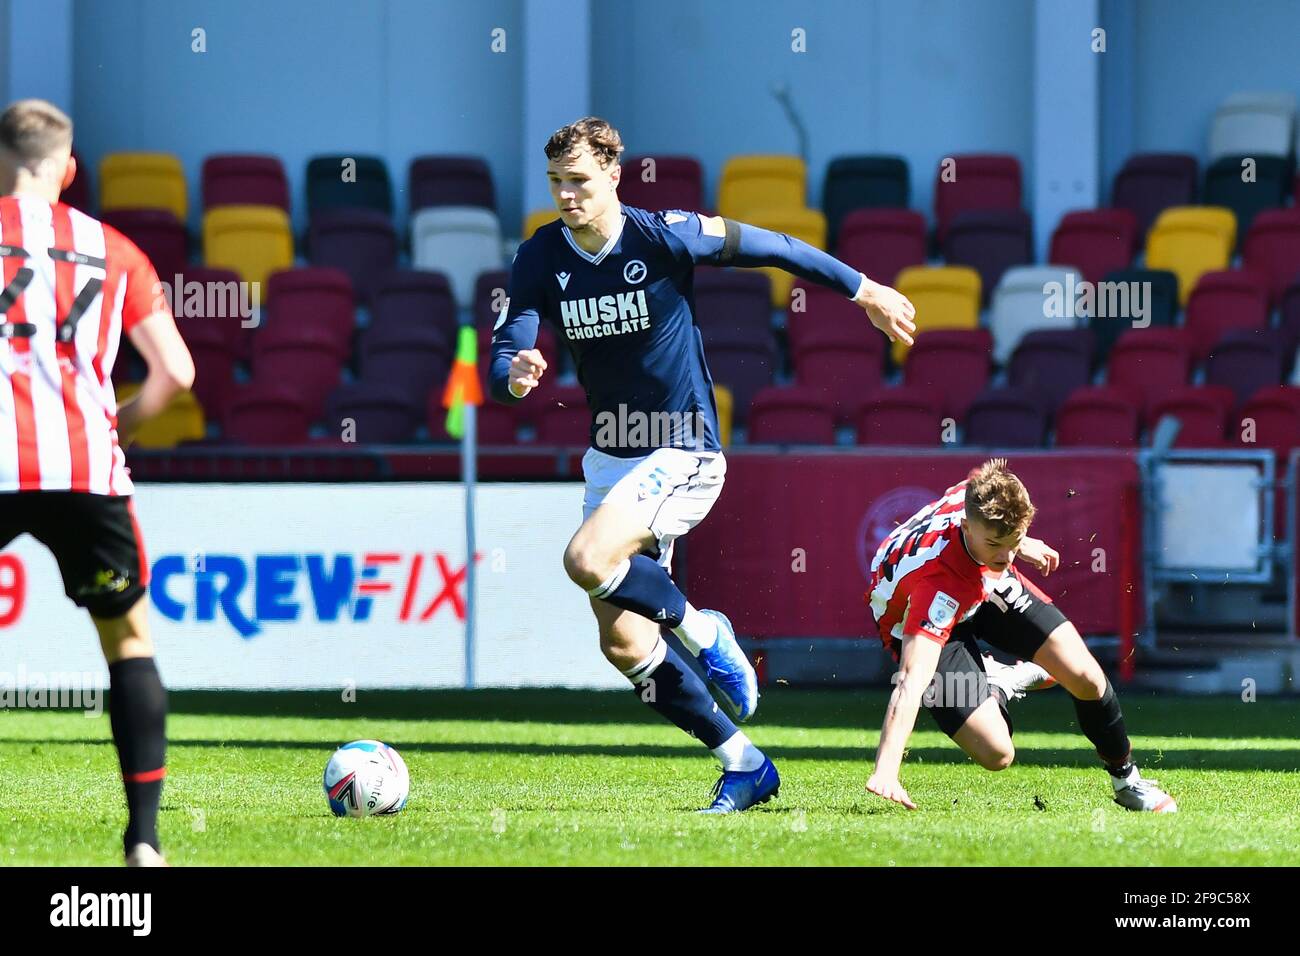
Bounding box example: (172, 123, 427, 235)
(854, 275, 916, 346)
(866, 772, 917, 810)
(508, 348, 548, 398)
(1016, 536, 1060, 576)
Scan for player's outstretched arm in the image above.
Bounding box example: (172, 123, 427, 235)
(866, 633, 942, 810)
(117, 311, 195, 446)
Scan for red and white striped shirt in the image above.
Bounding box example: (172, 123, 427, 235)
(0, 194, 166, 496)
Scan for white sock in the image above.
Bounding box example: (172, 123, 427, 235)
(1111, 764, 1140, 791)
(587, 558, 631, 600)
(621, 637, 667, 685)
(711, 731, 765, 772)
(672, 603, 718, 655)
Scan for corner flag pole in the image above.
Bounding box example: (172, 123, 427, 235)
(441, 325, 483, 689)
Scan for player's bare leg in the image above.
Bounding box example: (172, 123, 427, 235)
(951, 697, 1016, 771)
(1032, 621, 1176, 812)
(92, 595, 170, 864)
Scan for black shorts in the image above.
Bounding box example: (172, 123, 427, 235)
(0, 491, 149, 618)
(889, 566, 1068, 738)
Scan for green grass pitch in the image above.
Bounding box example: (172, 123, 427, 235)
(2, 687, 1298, 866)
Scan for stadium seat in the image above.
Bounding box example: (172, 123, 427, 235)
(1048, 208, 1139, 286)
(249, 341, 345, 419)
(1183, 269, 1270, 364)
(742, 207, 827, 306)
(263, 268, 356, 350)
(305, 155, 393, 216)
(1145, 206, 1236, 305)
(114, 383, 206, 448)
(59, 148, 92, 212)
(1147, 385, 1236, 448)
(932, 154, 1022, 243)
(1203, 155, 1291, 244)
(224, 383, 314, 445)
(99, 152, 187, 221)
(1106, 328, 1193, 416)
(1007, 328, 1094, 414)
(412, 206, 504, 308)
(713, 383, 733, 448)
(1236, 385, 1300, 457)
(1093, 268, 1179, 365)
(747, 387, 836, 445)
(308, 207, 399, 304)
(534, 384, 590, 445)
(523, 208, 559, 239)
(1205, 328, 1290, 408)
(1111, 153, 1199, 238)
(473, 402, 524, 444)
(1280, 278, 1300, 351)
(836, 209, 926, 287)
(201, 154, 290, 211)
(1242, 209, 1300, 306)
(891, 265, 982, 365)
(717, 155, 806, 220)
(987, 266, 1085, 366)
(1053, 386, 1143, 448)
(325, 381, 422, 444)
(473, 269, 511, 332)
(101, 208, 188, 284)
(693, 268, 772, 347)
(408, 156, 496, 214)
(943, 209, 1033, 306)
(174, 265, 251, 360)
(617, 156, 705, 213)
(963, 387, 1048, 448)
(903, 328, 993, 421)
(1208, 92, 1296, 162)
(786, 278, 890, 356)
(822, 155, 910, 249)
(793, 337, 885, 425)
(706, 342, 776, 426)
(202, 205, 294, 300)
(358, 323, 453, 409)
(372, 270, 458, 349)
(856, 386, 943, 446)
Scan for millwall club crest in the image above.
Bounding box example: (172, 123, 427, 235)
(623, 259, 647, 284)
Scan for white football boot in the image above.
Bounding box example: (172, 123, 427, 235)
(125, 843, 169, 867)
(1111, 765, 1178, 812)
(983, 655, 1056, 701)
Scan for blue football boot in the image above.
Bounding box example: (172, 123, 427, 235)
(696, 609, 760, 721)
(698, 756, 781, 814)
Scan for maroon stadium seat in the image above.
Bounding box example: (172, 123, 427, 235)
(1236, 386, 1300, 458)
(533, 384, 590, 446)
(371, 269, 457, 347)
(617, 156, 705, 213)
(1007, 328, 1094, 414)
(1111, 153, 1199, 238)
(856, 386, 943, 446)
(694, 268, 772, 346)
(836, 209, 926, 287)
(705, 342, 776, 425)
(102, 209, 188, 284)
(201, 154, 290, 211)
(473, 269, 511, 330)
(1279, 278, 1300, 351)
(263, 267, 355, 351)
(359, 323, 453, 409)
(1183, 269, 1270, 364)
(747, 386, 836, 445)
(325, 382, 421, 443)
(1147, 385, 1235, 448)
(59, 149, 93, 213)
(408, 156, 496, 214)
(224, 383, 314, 445)
(943, 209, 1034, 305)
(823, 156, 911, 250)
(786, 279, 889, 354)
(792, 329, 885, 426)
(1242, 209, 1300, 306)
(1106, 328, 1193, 417)
(1053, 386, 1143, 448)
(1048, 208, 1139, 285)
(933, 154, 1022, 243)
(963, 387, 1048, 448)
(903, 328, 993, 421)
(307, 207, 398, 303)
(1206, 329, 1290, 408)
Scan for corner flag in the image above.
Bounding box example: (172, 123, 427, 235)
(441, 325, 483, 439)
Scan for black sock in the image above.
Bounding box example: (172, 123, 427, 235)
(625, 637, 737, 749)
(591, 555, 687, 627)
(108, 657, 168, 854)
(1072, 679, 1133, 774)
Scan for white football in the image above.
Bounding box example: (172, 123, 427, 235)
(323, 740, 410, 817)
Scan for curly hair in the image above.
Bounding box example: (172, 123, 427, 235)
(964, 458, 1035, 538)
(544, 117, 624, 169)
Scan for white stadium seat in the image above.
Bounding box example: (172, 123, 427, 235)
(1208, 92, 1296, 161)
(988, 265, 1088, 365)
(411, 206, 505, 307)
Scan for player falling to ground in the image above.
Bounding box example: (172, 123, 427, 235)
(491, 117, 916, 812)
(863, 458, 1176, 813)
(0, 100, 195, 864)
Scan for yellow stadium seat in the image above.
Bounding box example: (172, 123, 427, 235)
(743, 207, 828, 306)
(523, 208, 560, 239)
(115, 384, 206, 449)
(717, 155, 806, 220)
(713, 383, 733, 448)
(892, 265, 982, 364)
(202, 205, 294, 301)
(99, 152, 188, 220)
(1145, 206, 1236, 304)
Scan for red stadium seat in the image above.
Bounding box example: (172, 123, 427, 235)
(224, 383, 314, 445)
(1205, 328, 1289, 408)
(943, 209, 1034, 305)
(705, 342, 776, 425)
(408, 156, 496, 214)
(1007, 329, 1094, 413)
(1183, 269, 1270, 364)
(1236, 386, 1300, 457)
(359, 323, 453, 410)
(1054, 386, 1143, 448)
(201, 154, 290, 211)
(1048, 208, 1139, 285)
(102, 208, 188, 283)
(1105, 328, 1192, 417)
(836, 209, 926, 287)
(903, 329, 993, 421)
(856, 386, 944, 446)
(534, 384, 590, 446)
(1110, 153, 1198, 238)
(325, 382, 421, 444)
(964, 387, 1048, 447)
(792, 338, 885, 426)
(307, 208, 398, 304)
(1146, 385, 1235, 448)
(786, 280, 888, 353)
(747, 387, 836, 445)
(372, 269, 457, 348)
(1242, 209, 1300, 306)
(693, 268, 772, 346)
(933, 154, 1022, 244)
(262, 267, 356, 352)
(617, 156, 705, 213)
(59, 149, 93, 213)
(175, 266, 252, 362)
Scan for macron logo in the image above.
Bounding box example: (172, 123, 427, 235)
(556, 272, 571, 290)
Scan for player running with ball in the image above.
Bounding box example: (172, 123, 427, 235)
(864, 459, 1177, 813)
(491, 117, 915, 813)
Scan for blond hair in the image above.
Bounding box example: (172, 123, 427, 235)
(544, 116, 624, 169)
(964, 458, 1035, 537)
(0, 99, 73, 169)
